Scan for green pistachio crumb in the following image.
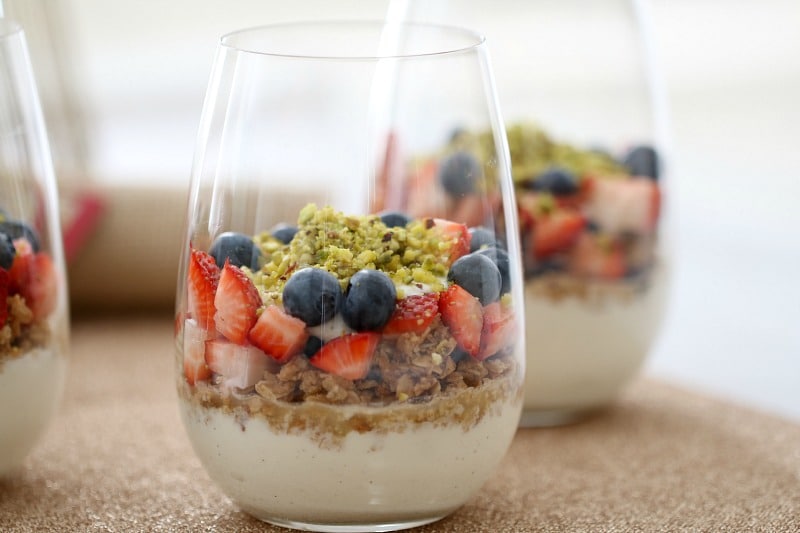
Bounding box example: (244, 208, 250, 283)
(251, 204, 457, 301)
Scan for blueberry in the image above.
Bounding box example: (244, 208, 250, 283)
(438, 151, 481, 196)
(209, 232, 262, 270)
(585, 220, 601, 233)
(0, 233, 15, 270)
(623, 145, 659, 180)
(379, 211, 411, 229)
(270, 223, 298, 244)
(468, 226, 498, 252)
(527, 167, 578, 196)
(0, 220, 40, 251)
(340, 269, 396, 331)
(448, 252, 502, 305)
(303, 336, 324, 357)
(476, 247, 511, 294)
(283, 267, 342, 326)
(449, 126, 468, 143)
(449, 347, 470, 363)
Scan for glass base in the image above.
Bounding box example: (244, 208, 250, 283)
(519, 406, 601, 428)
(259, 515, 446, 532)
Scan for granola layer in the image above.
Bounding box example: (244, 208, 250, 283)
(525, 258, 663, 307)
(0, 294, 51, 370)
(180, 359, 521, 449)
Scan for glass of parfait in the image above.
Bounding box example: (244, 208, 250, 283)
(503, 0, 670, 426)
(174, 21, 524, 531)
(406, 0, 671, 426)
(0, 18, 69, 476)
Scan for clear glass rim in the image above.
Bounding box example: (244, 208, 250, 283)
(219, 20, 486, 60)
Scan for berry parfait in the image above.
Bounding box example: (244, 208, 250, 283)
(505, 124, 668, 425)
(175, 22, 524, 531)
(0, 18, 69, 477)
(400, 0, 670, 425)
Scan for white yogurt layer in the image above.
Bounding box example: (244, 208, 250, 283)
(523, 267, 667, 418)
(0, 347, 66, 476)
(180, 394, 521, 527)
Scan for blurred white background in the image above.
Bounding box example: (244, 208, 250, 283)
(9, 0, 800, 420)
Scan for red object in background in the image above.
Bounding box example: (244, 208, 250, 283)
(62, 191, 106, 263)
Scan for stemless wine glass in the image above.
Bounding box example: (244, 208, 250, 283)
(175, 21, 524, 531)
(407, 0, 670, 426)
(0, 18, 69, 476)
(503, 0, 670, 427)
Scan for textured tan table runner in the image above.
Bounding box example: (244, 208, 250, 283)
(1, 316, 798, 532)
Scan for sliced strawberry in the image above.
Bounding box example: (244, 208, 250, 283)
(183, 318, 212, 385)
(383, 293, 440, 335)
(187, 248, 220, 330)
(569, 234, 627, 280)
(309, 332, 380, 380)
(0, 268, 9, 328)
(438, 284, 483, 357)
(214, 260, 261, 344)
(430, 218, 471, 265)
(516, 191, 539, 233)
(405, 159, 447, 219)
(248, 305, 309, 363)
(584, 177, 660, 234)
(477, 302, 518, 361)
(450, 194, 492, 229)
(205, 339, 270, 389)
(8, 252, 58, 320)
(532, 209, 586, 259)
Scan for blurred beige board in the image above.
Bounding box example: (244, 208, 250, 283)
(64, 183, 318, 312)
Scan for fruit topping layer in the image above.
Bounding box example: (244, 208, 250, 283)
(391, 124, 662, 296)
(0, 212, 57, 363)
(180, 204, 519, 409)
(499, 124, 660, 282)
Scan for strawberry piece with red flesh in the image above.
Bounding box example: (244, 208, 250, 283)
(476, 302, 517, 361)
(569, 234, 627, 280)
(8, 252, 58, 321)
(382, 293, 440, 335)
(187, 248, 220, 331)
(183, 318, 213, 385)
(205, 339, 271, 389)
(309, 332, 380, 380)
(583, 177, 660, 235)
(429, 218, 471, 265)
(248, 305, 309, 363)
(438, 284, 483, 358)
(214, 260, 261, 344)
(405, 159, 447, 219)
(532, 209, 586, 259)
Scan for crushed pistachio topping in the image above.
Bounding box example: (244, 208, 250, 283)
(250, 204, 456, 304)
(474, 123, 627, 186)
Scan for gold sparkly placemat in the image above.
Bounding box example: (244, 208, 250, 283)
(1, 316, 798, 532)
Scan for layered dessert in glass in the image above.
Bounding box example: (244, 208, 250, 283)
(399, 123, 667, 426)
(177, 204, 523, 528)
(0, 215, 67, 476)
